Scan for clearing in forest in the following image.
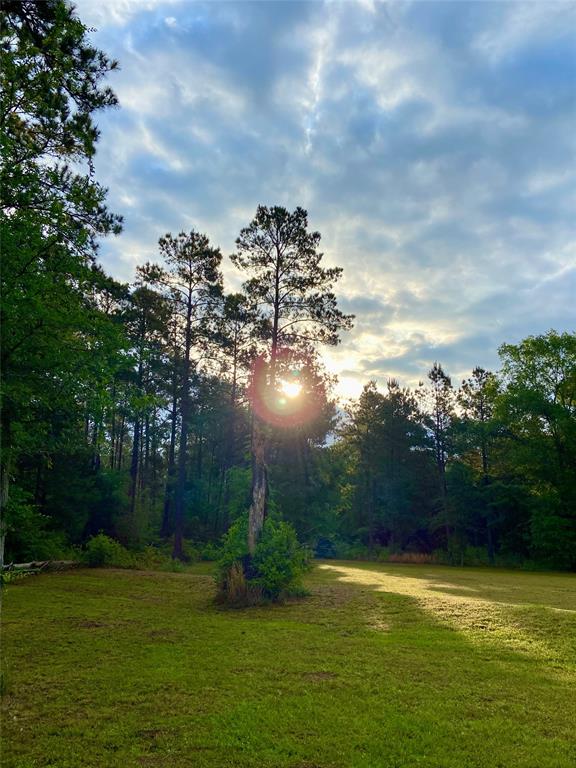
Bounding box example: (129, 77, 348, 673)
(1, 561, 575, 768)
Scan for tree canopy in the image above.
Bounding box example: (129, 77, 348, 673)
(2, 1, 574, 575)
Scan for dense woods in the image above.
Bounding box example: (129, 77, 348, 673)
(1, 1, 575, 573)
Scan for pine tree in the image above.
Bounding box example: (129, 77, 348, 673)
(140, 232, 223, 559)
(231, 205, 353, 553)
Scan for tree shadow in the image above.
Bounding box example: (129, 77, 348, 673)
(319, 562, 576, 673)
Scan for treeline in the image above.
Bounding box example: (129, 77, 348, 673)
(335, 339, 575, 568)
(1, 1, 575, 571)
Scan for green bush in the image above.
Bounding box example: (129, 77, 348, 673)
(217, 516, 309, 603)
(217, 516, 250, 577)
(131, 545, 165, 570)
(3, 487, 77, 563)
(200, 542, 222, 561)
(159, 558, 186, 573)
(83, 534, 133, 568)
(252, 518, 310, 599)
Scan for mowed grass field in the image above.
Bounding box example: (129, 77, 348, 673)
(1, 561, 575, 768)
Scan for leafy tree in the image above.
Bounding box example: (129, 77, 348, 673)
(340, 380, 434, 551)
(220, 293, 262, 408)
(497, 331, 576, 567)
(1, 0, 122, 564)
(341, 382, 385, 547)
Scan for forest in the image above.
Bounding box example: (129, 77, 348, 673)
(2, 3, 576, 768)
(1, 1, 575, 578)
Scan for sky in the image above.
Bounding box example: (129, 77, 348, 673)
(76, 0, 576, 399)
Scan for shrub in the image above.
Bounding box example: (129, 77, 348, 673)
(83, 534, 133, 568)
(160, 558, 186, 573)
(217, 516, 309, 604)
(200, 542, 221, 561)
(132, 545, 165, 570)
(223, 561, 249, 604)
(252, 518, 310, 599)
(3, 487, 78, 563)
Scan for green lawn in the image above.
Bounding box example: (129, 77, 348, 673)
(2, 561, 575, 768)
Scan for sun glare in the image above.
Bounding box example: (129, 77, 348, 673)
(279, 379, 302, 399)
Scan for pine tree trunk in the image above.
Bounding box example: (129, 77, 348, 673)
(150, 409, 158, 510)
(173, 291, 193, 561)
(128, 416, 140, 539)
(109, 381, 117, 470)
(0, 449, 10, 570)
(117, 414, 126, 469)
(143, 414, 150, 492)
(173, 405, 189, 560)
(248, 415, 268, 555)
(161, 373, 178, 538)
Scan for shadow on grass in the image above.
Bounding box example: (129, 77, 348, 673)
(2, 565, 576, 768)
(318, 562, 576, 673)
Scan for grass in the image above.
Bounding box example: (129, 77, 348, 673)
(1, 560, 575, 767)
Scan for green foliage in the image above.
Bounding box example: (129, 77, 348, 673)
(199, 542, 222, 561)
(252, 518, 310, 599)
(1, 0, 126, 565)
(1, 567, 41, 586)
(338, 379, 436, 551)
(217, 515, 250, 576)
(529, 501, 576, 570)
(130, 545, 169, 570)
(224, 467, 253, 523)
(83, 533, 133, 568)
(3, 487, 74, 563)
(217, 516, 309, 602)
(232, 205, 353, 352)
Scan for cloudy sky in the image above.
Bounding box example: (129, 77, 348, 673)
(77, 0, 575, 398)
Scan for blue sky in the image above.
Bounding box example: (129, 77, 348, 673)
(76, 0, 576, 398)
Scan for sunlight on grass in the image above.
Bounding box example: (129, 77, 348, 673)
(2, 564, 576, 768)
(320, 562, 576, 670)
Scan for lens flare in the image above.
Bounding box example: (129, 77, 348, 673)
(279, 380, 302, 399)
(248, 355, 321, 429)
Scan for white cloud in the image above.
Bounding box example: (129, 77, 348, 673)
(83, 0, 575, 397)
(74, 0, 184, 28)
(474, 2, 576, 63)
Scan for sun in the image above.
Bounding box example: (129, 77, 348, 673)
(279, 379, 302, 399)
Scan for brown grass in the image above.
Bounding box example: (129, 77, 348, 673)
(388, 552, 436, 564)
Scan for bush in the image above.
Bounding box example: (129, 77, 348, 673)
(3, 487, 78, 563)
(217, 516, 309, 604)
(159, 558, 186, 573)
(252, 518, 310, 599)
(83, 534, 133, 568)
(200, 542, 221, 561)
(130, 545, 163, 570)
